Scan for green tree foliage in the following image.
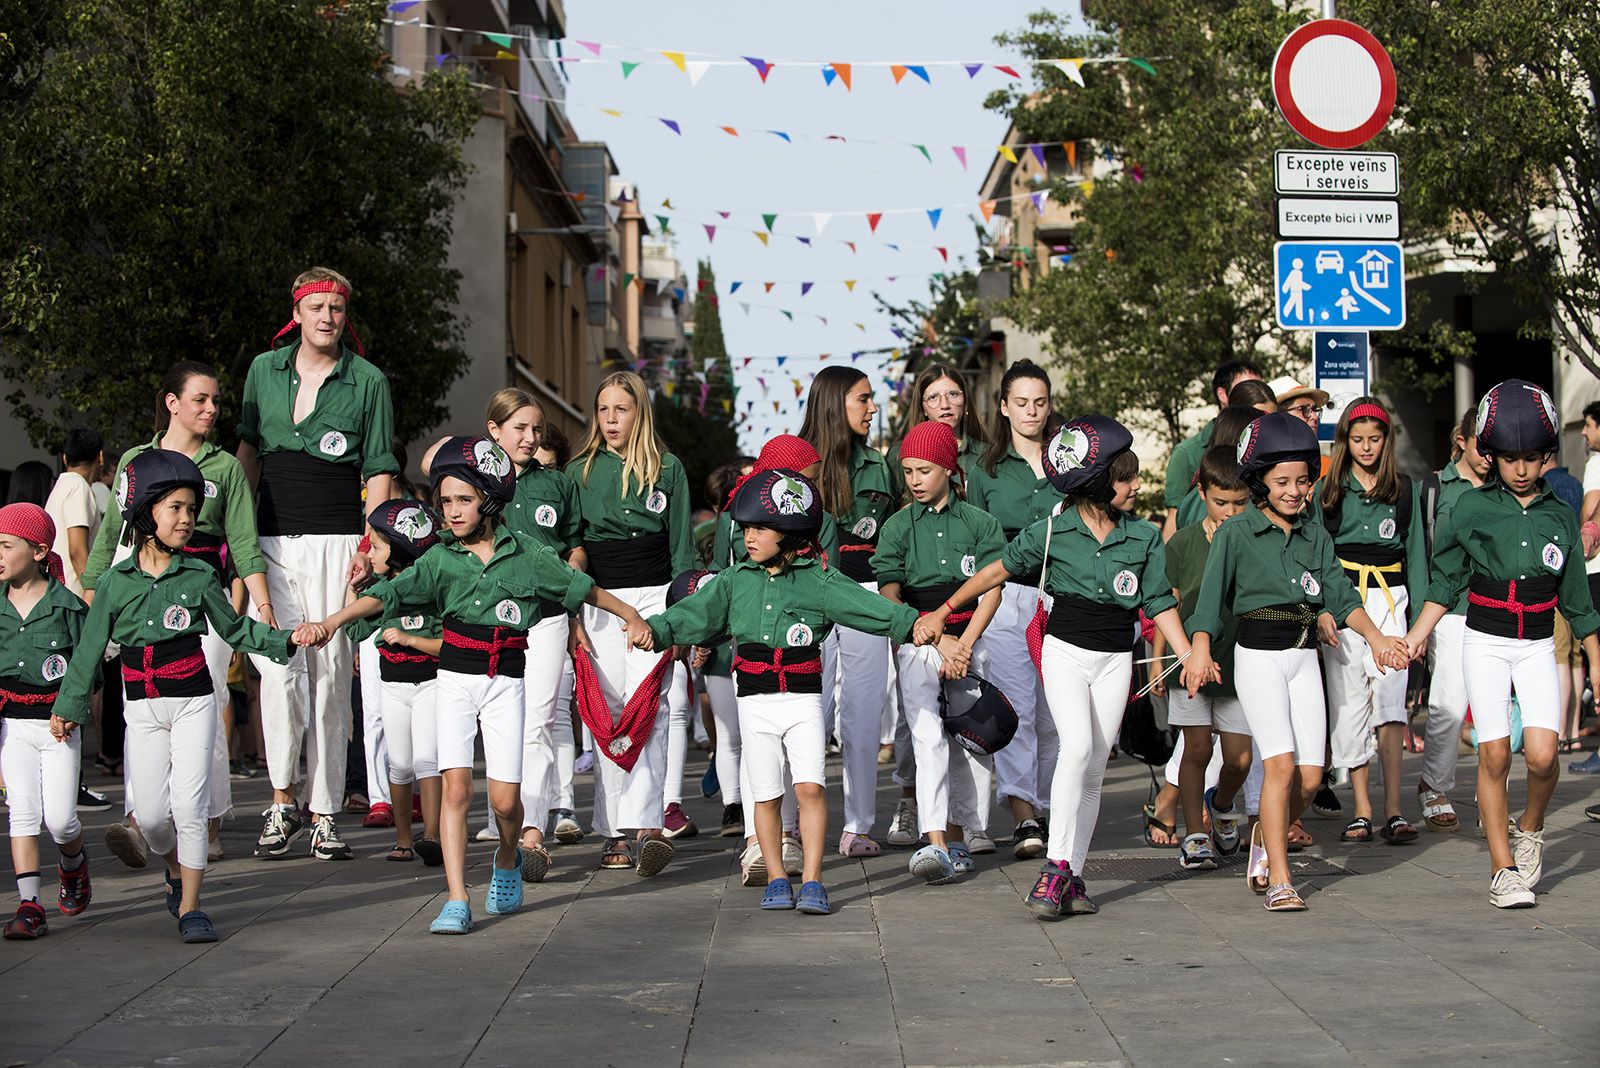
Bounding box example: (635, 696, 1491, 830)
(654, 259, 741, 509)
(0, 0, 479, 450)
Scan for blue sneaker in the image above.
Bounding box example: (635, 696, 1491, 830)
(948, 842, 974, 874)
(909, 844, 957, 884)
(430, 899, 473, 935)
(1569, 751, 1600, 774)
(485, 848, 524, 915)
(795, 881, 831, 915)
(1204, 786, 1242, 856)
(760, 879, 794, 910)
(701, 760, 720, 799)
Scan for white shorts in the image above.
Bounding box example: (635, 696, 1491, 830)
(379, 677, 438, 784)
(1, 718, 82, 842)
(740, 691, 826, 801)
(435, 670, 524, 782)
(1234, 645, 1326, 763)
(1166, 686, 1250, 735)
(1461, 627, 1559, 743)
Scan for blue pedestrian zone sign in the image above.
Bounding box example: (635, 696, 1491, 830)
(1274, 241, 1406, 330)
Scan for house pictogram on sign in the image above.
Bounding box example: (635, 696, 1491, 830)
(1357, 248, 1392, 290)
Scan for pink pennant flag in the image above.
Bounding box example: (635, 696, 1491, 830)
(703, 224, 717, 242)
(952, 146, 968, 169)
(718, 210, 731, 219)
(576, 40, 601, 56)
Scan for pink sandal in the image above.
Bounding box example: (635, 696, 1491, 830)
(838, 832, 881, 858)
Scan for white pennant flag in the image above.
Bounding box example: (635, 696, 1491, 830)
(813, 213, 831, 235)
(655, 276, 673, 295)
(1051, 59, 1085, 87)
(704, 359, 719, 376)
(686, 61, 711, 86)
(604, 203, 621, 223)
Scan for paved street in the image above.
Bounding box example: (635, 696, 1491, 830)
(3, 744, 1598, 1068)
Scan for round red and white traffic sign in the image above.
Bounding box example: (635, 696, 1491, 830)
(1273, 19, 1396, 150)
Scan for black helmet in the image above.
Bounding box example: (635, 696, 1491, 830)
(730, 468, 823, 539)
(117, 449, 205, 536)
(1041, 415, 1134, 498)
(939, 672, 1018, 755)
(432, 436, 516, 518)
(367, 499, 441, 566)
(667, 569, 727, 645)
(1475, 379, 1559, 459)
(1235, 411, 1320, 479)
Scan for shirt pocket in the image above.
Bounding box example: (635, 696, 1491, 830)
(1531, 521, 1571, 575)
(25, 631, 71, 686)
(488, 579, 539, 628)
(1102, 542, 1151, 607)
(1285, 542, 1330, 604)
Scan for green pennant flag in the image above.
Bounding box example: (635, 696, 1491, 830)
(781, 310, 794, 321)
(912, 144, 931, 162)
(483, 32, 513, 48)
(655, 215, 671, 232)
(621, 61, 641, 78)
(622, 272, 635, 288)
(761, 213, 778, 231)
(1129, 57, 1157, 75)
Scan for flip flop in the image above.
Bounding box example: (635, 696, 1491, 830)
(1379, 815, 1418, 845)
(1141, 803, 1178, 849)
(414, 838, 444, 866)
(386, 846, 415, 863)
(485, 849, 524, 914)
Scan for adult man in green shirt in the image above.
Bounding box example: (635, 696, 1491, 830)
(1162, 360, 1263, 541)
(235, 268, 400, 862)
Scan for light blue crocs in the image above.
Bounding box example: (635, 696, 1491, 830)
(485, 848, 524, 915)
(430, 899, 473, 935)
(948, 842, 974, 874)
(909, 844, 957, 885)
(796, 881, 831, 915)
(760, 878, 795, 910)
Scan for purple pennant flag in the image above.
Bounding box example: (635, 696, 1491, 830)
(660, 118, 681, 135)
(743, 56, 772, 82)
(388, 1, 421, 11)
(964, 63, 984, 78)
(1029, 144, 1046, 166)
(801, 283, 814, 296)
(885, 243, 900, 252)
(435, 51, 452, 67)
(1031, 191, 1048, 212)
(796, 236, 811, 247)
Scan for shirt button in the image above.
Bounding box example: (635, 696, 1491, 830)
(1522, 542, 1528, 547)
(763, 635, 770, 641)
(50, 641, 56, 647)
(474, 600, 481, 606)
(146, 620, 153, 626)
(766, 605, 773, 610)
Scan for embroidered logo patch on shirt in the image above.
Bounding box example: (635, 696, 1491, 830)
(1378, 517, 1396, 540)
(645, 490, 668, 514)
(494, 599, 522, 626)
(319, 431, 348, 458)
(534, 504, 558, 529)
(1113, 569, 1139, 597)
(401, 615, 425, 630)
(41, 654, 66, 682)
(163, 605, 191, 631)
(852, 516, 877, 539)
(203, 480, 218, 500)
(1543, 543, 1565, 571)
(786, 623, 814, 646)
(961, 554, 977, 577)
(1300, 571, 1321, 597)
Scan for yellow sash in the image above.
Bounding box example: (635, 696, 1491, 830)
(1339, 558, 1402, 625)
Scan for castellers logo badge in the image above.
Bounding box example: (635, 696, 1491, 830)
(1236, 421, 1258, 465)
(163, 605, 191, 631)
(961, 554, 977, 577)
(1378, 517, 1396, 540)
(786, 623, 814, 647)
(391, 506, 433, 541)
(401, 615, 425, 630)
(769, 475, 814, 516)
(645, 490, 668, 514)
(608, 736, 633, 756)
(203, 480, 218, 500)
(852, 516, 877, 539)
(1300, 571, 1321, 597)
(41, 654, 67, 682)
(473, 440, 511, 478)
(319, 431, 348, 458)
(1543, 542, 1565, 571)
(534, 504, 558, 529)
(115, 468, 132, 510)
(1050, 424, 1094, 474)
(494, 599, 521, 626)
(1113, 570, 1139, 597)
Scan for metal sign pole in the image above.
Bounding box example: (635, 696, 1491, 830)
(1323, 0, 1337, 17)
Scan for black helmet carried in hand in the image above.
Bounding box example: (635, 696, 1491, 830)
(432, 436, 517, 518)
(731, 468, 823, 539)
(1041, 415, 1134, 499)
(1475, 378, 1559, 459)
(939, 672, 1018, 755)
(367, 499, 441, 565)
(117, 449, 205, 536)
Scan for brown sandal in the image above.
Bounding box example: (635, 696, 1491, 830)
(521, 843, 551, 883)
(599, 838, 634, 869)
(1288, 819, 1314, 851)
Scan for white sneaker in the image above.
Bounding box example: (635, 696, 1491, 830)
(781, 835, 803, 877)
(1178, 833, 1217, 871)
(551, 810, 584, 845)
(1489, 867, 1536, 909)
(207, 836, 225, 863)
(886, 798, 919, 847)
(1510, 826, 1544, 887)
(966, 830, 996, 854)
(739, 843, 767, 887)
(475, 824, 499, 842)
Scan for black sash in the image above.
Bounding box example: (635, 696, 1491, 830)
(258, 451, 362, 536)
(1045, 594, 1138, 653)
(585, 532, 671, 588)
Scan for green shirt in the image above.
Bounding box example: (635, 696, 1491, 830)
(836, 443, 899, 542)
(237, 342, 400, 480)
(82, 436, 266, 591)
(965, 445, 1065, 538)
(1189, 506, 1364, 639)
(1000, 508, 1178, 618)
(646, 556, 918, 650)
(1424, 480, 1600, 638)
(1312, 472, 1428, 626)
(364, 525, 595, 632)
(347, 606, 442, 648)
(503, 463, 582, 556)
(58, 555, 294, 723)
(872, 498, 1005, 593)
(0, 580, 88, 691)
(1163, 422, 1213, 510)
(1174, 486, 1207, 531)
(565, 449, 697, 576)
(1165, 522, 1235, 696)
(1432, 464, 1476, 616)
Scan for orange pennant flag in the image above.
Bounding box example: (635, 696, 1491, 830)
(890, 64, 909, 84)
(720, 126, 739, 136)
(764, 282, 776, 293)
(661, 51, 686, 73)
(832, 63, 852, 91)
(634, 277, 646, 292)
(979, 200, 998, 222)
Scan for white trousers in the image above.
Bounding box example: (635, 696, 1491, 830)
(379, 677, 438, 784)
(1461, 628, 1560, 742)
(1235, 646, 1326, 763)
(822, 581, 892, 835)
(585, 585, 671, 837)
(252, 534, 359, 815)
(663, 661, 692, 806)
(358, 636, 391, 805)
(1039, 637, 1132, 872)
(123, 629, 235, 822)
(1325, 582, 1410, 770)
(553, 654, 576, 811)
(705, 672, 742, 806)
(1423, 614, 1469, 792)
(980, 583, 1058, 812)
(518, 612, 570, 829)
(436, 670, 524, 782)
(897, 644, 993, 833)
(2, 719, 82, 842)
(125, 694, 214, 870)
(741, 691, 826, 800)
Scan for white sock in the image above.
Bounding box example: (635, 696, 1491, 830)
(60, 849, 86, 871)
(16, 872, 42, 903)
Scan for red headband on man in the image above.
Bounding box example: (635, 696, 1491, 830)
(271, 278, 365, 356)
(1346, 402, 1389, 426)
(900, 420, 962, 476)
(0, 504, 65, 584)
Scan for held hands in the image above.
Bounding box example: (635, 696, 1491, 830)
(380, 627, 415, 649)
(1180, 654, 1221, 698)
(292, 622, 330, 648)
(912, 612, 947, 647)
(1317, 612, 1340, 648)
(692, 646, 712, 670)
(622, 611, 654, 651)
(1370, 635, 1410, 674)
(49, 714, 76, 741)
(936, 636, 971, 679)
